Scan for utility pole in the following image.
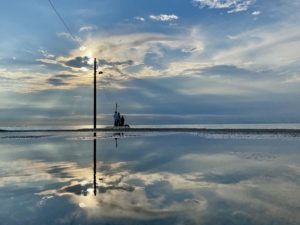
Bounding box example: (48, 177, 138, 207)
(93, 58, 97, 195)
(94, 58, 97, 130)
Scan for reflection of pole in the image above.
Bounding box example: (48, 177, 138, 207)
(115, 138, 118, 149)
(94, 58, 97, 130)
(93, 58, 97, 195)
(93, 133, 97, 196)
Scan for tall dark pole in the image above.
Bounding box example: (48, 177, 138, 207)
(93, 58, 97, 195)
(94, 58, 97, 130)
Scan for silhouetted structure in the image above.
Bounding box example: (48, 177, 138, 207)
(113, 103, 128, 127)
(94, 58, 97, 130)
(120, 116, 125, 126)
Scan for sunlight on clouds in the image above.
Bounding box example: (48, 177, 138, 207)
(51, 28, 206, 85)
(71, 28, 204, 66)
(2, 21, 300, 95)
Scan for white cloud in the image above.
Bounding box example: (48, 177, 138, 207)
(193, 0, 256, 13)
(0, 69, 56, 92)
(226, 35, 239, 40)
(134, 16, 145, 22)
(252, 10, 261, 16)
(39, 49, 55, 59)
(212, 24, 300, 70)
(149, 14, 179, 21)
(65, 28, 204, 85)
(79, 25, 98, 32)
(56, 32, 82, 42)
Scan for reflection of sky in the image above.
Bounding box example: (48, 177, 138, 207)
(0, 133, 299, 224)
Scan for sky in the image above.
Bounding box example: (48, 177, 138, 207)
(0, 0, 300, 126)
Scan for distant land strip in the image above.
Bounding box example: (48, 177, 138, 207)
(1, 128, 300, 135)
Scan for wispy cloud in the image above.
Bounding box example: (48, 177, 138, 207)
(39, 49, 55, 59)
(212, 24, 300, 70)
(79, 25, 98, 32)
(134, 16, 145, 22)
(56, 32, 82, 42)
(149, 14, 179, 21)
(192, 0, 256, 13)
(8, 22, 300, 94)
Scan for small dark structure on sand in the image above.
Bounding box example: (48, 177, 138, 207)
(113, 103, 130, 128)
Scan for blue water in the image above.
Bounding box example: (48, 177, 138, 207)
(0, 131, 299, 225)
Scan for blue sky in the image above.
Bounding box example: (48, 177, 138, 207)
(0, 0, 300, 126)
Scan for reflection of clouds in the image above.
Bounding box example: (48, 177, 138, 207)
(215, 179, 300, 224)
(0, 159, 208, 221)
(197, 132, 300, 140)
(71, 188, 188, 220)
(1, 149, 299, 224)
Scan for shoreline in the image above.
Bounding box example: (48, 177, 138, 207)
(1, 127, 300, 135)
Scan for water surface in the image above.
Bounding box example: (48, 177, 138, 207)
(0, 131, 299, 225)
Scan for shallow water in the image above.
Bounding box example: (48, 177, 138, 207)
(0, 132, 299, 225)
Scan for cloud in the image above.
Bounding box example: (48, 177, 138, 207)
(79, 25, 98, 32)
(46, 73, 77, 87)
(226, 35, 239, 40)
(56, 32, 82, 42)
(12, 22, 300, 96)
(192, 0, 256, 13)
(200, 65, 260, 77)
(47, 78, 68, 86)
(64, 28, 204, 83)
(252, 10, 261, 16)
(98, 59, 134, 67)
(39, 49, 55, 59)
(212, 24, 300, 70)
(0, 68, 54, 92)
(134, 16, 145, 22)
(2, 19, 300, 106)
(64, 56, 91, 68)
(149, 14, 179, 21)
(54, 74, 77, 79)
